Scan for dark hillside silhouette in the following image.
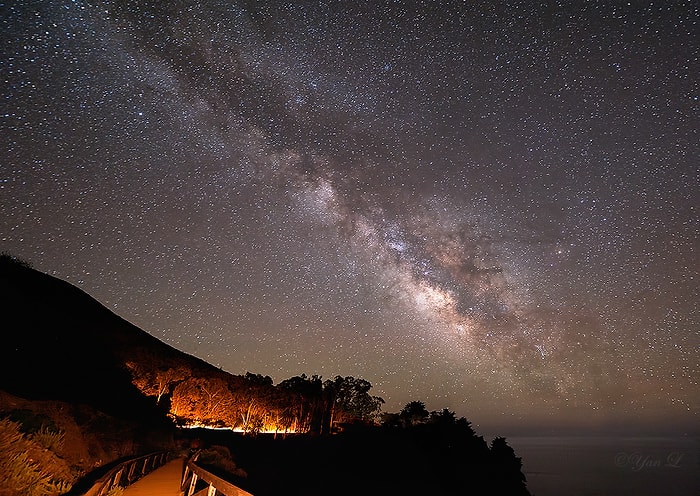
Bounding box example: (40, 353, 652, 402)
(0, 253, 221, 422)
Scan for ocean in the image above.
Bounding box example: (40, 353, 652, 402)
(504, 436, 700, 496)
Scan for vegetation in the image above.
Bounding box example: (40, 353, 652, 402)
(126, 358, 385, 435)
(104, 486, 125, 496)
(31, 425, 65, 452)
(0, 252, 32, 269)
(0, 391, 182, 496)
(195, 445, 248, 479)
(0, 417, 73, 496)
(182, 400, 531, 496)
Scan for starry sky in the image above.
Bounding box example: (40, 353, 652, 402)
(2, 1, 698, 436)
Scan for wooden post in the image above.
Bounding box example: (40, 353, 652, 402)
(187, 473, 198, 496)
(181, 464, 191, 488)
(128, 461, 137, 482)
(114, 468, 124, 487)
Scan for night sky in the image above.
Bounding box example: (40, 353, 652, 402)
(2, 1, 697, 436)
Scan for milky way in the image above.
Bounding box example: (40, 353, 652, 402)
(2, 1, 697, 434)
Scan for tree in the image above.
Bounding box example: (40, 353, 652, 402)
(244, 372, 273, 387)
(278, 374, 325, 433)
(170, 376, 233, 426)
(429, 408, 456, 425)
(126, 363, 189, 405)
(399, 400, 429, 427)
(489, 437, 530, 496)
(239, 398, 261, 434)
(0, 252, 32, 269)
(322, 376, 384, 433)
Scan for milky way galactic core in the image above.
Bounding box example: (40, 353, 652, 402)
(2, 1, 697, 434)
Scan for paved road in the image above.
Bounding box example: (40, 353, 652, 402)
(121, 457, 185, 496)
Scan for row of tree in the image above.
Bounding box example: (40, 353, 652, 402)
(126, 362, 384, 435)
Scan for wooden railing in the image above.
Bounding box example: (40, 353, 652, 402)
(181, 453, 254, 496)
(82, 451, 170, 496)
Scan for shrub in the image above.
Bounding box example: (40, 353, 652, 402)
(5, 408, 58, 435)
(105, 485, 125, 496)
(198, 445, 247, 478)
(0, 417, 73, 496)
(32, 425, 65, 452)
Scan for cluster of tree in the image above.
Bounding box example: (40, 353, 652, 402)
(191, 399, 531, 496)
(358, 400, 531, 495)
(126, 361, 384, 435)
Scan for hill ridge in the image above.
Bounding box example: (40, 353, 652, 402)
(0, 254, 227, 418)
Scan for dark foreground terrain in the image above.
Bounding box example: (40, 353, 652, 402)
(186, 424, 531, 496)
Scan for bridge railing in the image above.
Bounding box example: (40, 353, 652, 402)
(181, 453, 254, 496)
(82, 451, 170, 496)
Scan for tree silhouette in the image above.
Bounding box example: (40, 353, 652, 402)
(244, 372, 273, 387)
(322, 376, 385, 432)
(277, 374, 324, 433)
(126, 363, 190, 405)
(0, 252, 32, 269)
(489, 437, 530, 496)
(399, 400, 429, 427)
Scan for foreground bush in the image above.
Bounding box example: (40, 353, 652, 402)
(0, 417, 73, 496)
